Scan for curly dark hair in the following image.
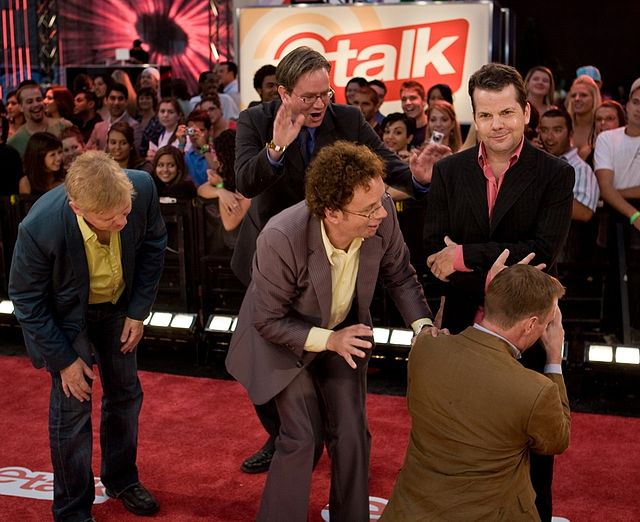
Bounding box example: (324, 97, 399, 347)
(213, 129, 236, 191)
(305, 141, 386, 218)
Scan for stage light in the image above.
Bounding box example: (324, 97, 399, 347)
(0, 300, 14, 314)
(587, 344, 613, 363)
(389, 328, 413, 346)
(170, 314, 197, 330)
(615, 347, 640, 365)
(373, 327, 390, 344)
(205, 315, 236, 332)
(149, 312, 172, 328)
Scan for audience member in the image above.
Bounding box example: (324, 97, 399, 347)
(251, 64, 278, 105)
(424, 63, 574, 521)
(400, 80, 428, 148)
(382, 263, 570, 521)
(87, 82, 141, 152)
(92, 73, 113, 121)
(183, 109, 217, 186)
(19, 132, 65, 196)
(525, 66, 556, 117)
(426, 99, 462, 152)
(190, 70, 239, 121)
(576, 65, 602, 90)
(426, 83, 454, 105)
(61, 126, 85, 170)
(146, 97, 184, 159)
(5, 90, 25, 138)
(106, 121, 152, 173)
(344, 76, 367, 105)
(217, 61, 240, 107)
(566, 75, 602, 161)
(151, 145, 196, 199)
(136, 86, 162, 157)
(9, 150, 166, 522)
(72, 90, 102, 142)
(594, 100, 626, 135)
(351, 85, 380, 132)
(0, 115, 23, 195)
(226, 140, 435, 522)
(139, 66, 161, 98)
(369, 79, 387, 124)
(111, 69, 138, 117)
(381, 112, 415, 162)
(8, 84, 72, 158)
(71, 73, 93, 96)
(44, 85, 75, 124)
(199, 93, 232, 138)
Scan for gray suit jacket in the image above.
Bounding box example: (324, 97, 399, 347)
(226, 197, 431, 405)
(382, 327, 571, 521)
(231, 101, 419, 286)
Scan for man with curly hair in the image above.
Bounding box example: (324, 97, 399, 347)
(226, 141, 436, 521)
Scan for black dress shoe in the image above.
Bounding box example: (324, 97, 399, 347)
(106, 483, 159, 516)
(240, 447, 275, 474)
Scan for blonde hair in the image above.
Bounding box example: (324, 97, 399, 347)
(566, 75, 602, 123)
(65, 150, 135, 212)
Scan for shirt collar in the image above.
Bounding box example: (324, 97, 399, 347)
(320, 220, 364, 266)
(473, 323, 522, 359)
(477, 136, 525, 170)
(76, 215, 97, 242)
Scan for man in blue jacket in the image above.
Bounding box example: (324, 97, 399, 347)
(9, 150, 167, 522)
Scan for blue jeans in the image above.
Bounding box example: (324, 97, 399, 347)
(49, 301, 143, 522)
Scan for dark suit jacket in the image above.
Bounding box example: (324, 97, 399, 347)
(424, 141, 575, 333)
(231, 101, 418, 286)
(381, 327, 571, 521)
(226, 197, 431, 405)
(8, 170, 167, 372)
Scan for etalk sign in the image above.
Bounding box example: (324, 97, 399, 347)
(275, 19, 469, 104)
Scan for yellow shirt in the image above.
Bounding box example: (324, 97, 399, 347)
(77, 215, 125, 305)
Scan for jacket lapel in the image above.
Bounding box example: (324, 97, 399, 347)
(306, 215, 332, 327)
(490, 141, 537, 234)
(63, 202, 90, 306)
(462, 148, 491, 234)
(356, 234, 382, 321)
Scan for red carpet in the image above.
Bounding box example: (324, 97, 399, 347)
(0, 354, 639, 521)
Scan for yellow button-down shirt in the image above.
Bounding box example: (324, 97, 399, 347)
(77, 215, 125, 305)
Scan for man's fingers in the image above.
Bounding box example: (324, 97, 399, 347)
(62, 382, 71, 399)
(444, 235, 455, 246)
(496, 248, 510, 266)
(517, 252, 535, 265)
(343, 353, 357, 369)
(534, 263, 546, 271)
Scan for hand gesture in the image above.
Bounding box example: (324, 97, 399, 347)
(426, 236, 458, 281)
(60, 357, 96, 402)
(269, 97, 306, 159)
(326, 323, 373, 369)
(409, 143, 452, 185)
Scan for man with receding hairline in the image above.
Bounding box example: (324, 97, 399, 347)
(9, 151, 166, 521)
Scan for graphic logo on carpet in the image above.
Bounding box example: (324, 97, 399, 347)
(0, 467, 109, 504)
(321, 496, 388, 520)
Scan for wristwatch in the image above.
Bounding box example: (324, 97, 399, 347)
(266, 140, 287, 153)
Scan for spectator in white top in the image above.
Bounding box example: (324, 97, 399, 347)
(217, 61, 240, 107)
